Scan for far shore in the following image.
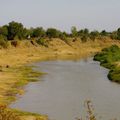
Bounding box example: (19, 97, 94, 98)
(0, 38, 120, 120)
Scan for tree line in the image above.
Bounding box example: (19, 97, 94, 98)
(0, 21, 120, 46)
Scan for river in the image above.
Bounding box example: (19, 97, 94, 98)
(10, 58, 120, 120)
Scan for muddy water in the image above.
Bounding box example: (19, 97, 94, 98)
(11, 58, 120, 120)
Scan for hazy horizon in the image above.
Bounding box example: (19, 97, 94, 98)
(0, 0, 120, 32)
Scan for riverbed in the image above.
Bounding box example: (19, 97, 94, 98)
(10, 58, 120, 120)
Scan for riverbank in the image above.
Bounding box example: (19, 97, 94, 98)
(0, 38, 120, 120)
(94, 45, 120, 83)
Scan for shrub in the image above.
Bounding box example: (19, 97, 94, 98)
(0, 35, 8, 48)
(59, 33, 67, 42)
(7, 21, 24, 40)
(46, 28, 61, 38)
(100, 30, 108, 36)
(71, 26, 77, 37)
(108, 67, 120, 83)
(94, 45, 120, 83)
(36, 38, 48, 47)
(81, 35, 88, 42)
(0, 39, 8, 49)
(90, 31, 99, 41)
(32, 27, 46, 38)
(0, 25, 8, 37)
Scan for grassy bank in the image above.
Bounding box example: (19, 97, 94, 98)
(0, 65, 47, 120)
(0, 38, 120, 120)
(0, 104, 47, 120)
(94, 45, 120, 83)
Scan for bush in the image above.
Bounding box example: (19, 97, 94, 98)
(59, 33, 67, 42)
(32, 27, 46, 38)
(71, 26, 77, 37)
(0, 25, 8, 37)
(108, 67, 120, 83)
(7, 21, 24, 40)
(0, 39, 8, 49)
(100, 30, 108, 36)
(81, 35, 88, 42)
(46, 28, 61, 38)
(90, 31, 99, 41)
(36, 38, 48, 47)
(94, 45, 120, 83)
(0, 35, 8, 48)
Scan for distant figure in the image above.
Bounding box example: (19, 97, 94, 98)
(27, 35, 31, 40)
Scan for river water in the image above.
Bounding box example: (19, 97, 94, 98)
(10, 58, 120, 120)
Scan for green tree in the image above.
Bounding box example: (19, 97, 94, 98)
(71, 26, 77, 37)
(0, 35, 8, 48)
(46, 28, 61, 38)
(90, 31, 99, 41)
(84, 28, 89, 35)
(22, 28, 30, 39)
(0, 25, 8, 38)
(59, 32, 67, 41)
(100, 30, 108, 36)
(7, 21, 24, 40)
(32, 27, 46, 38)
(78, 29, 89, 42)
(81, 35, 88, 42)
(78, 29, 84, 37)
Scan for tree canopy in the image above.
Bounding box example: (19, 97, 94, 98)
(0, 21, 119, 42)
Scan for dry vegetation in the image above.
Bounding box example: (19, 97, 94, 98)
(0, 104, 47, 120)
(0, 38, 120, 120)
(77, 100, 97, 120)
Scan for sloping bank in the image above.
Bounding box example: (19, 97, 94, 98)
(94, 45, 120, 83)
(0, 38, 119, 120)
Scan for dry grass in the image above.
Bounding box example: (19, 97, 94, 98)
(0, 38, 119, 120)
(77, 100, 96, 120)
(0, 104, 20, 120)
(0, 104, 47, 120)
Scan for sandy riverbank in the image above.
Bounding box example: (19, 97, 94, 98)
(0, 38, 120, 120)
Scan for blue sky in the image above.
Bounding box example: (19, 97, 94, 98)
(0, 0, 120, 32)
